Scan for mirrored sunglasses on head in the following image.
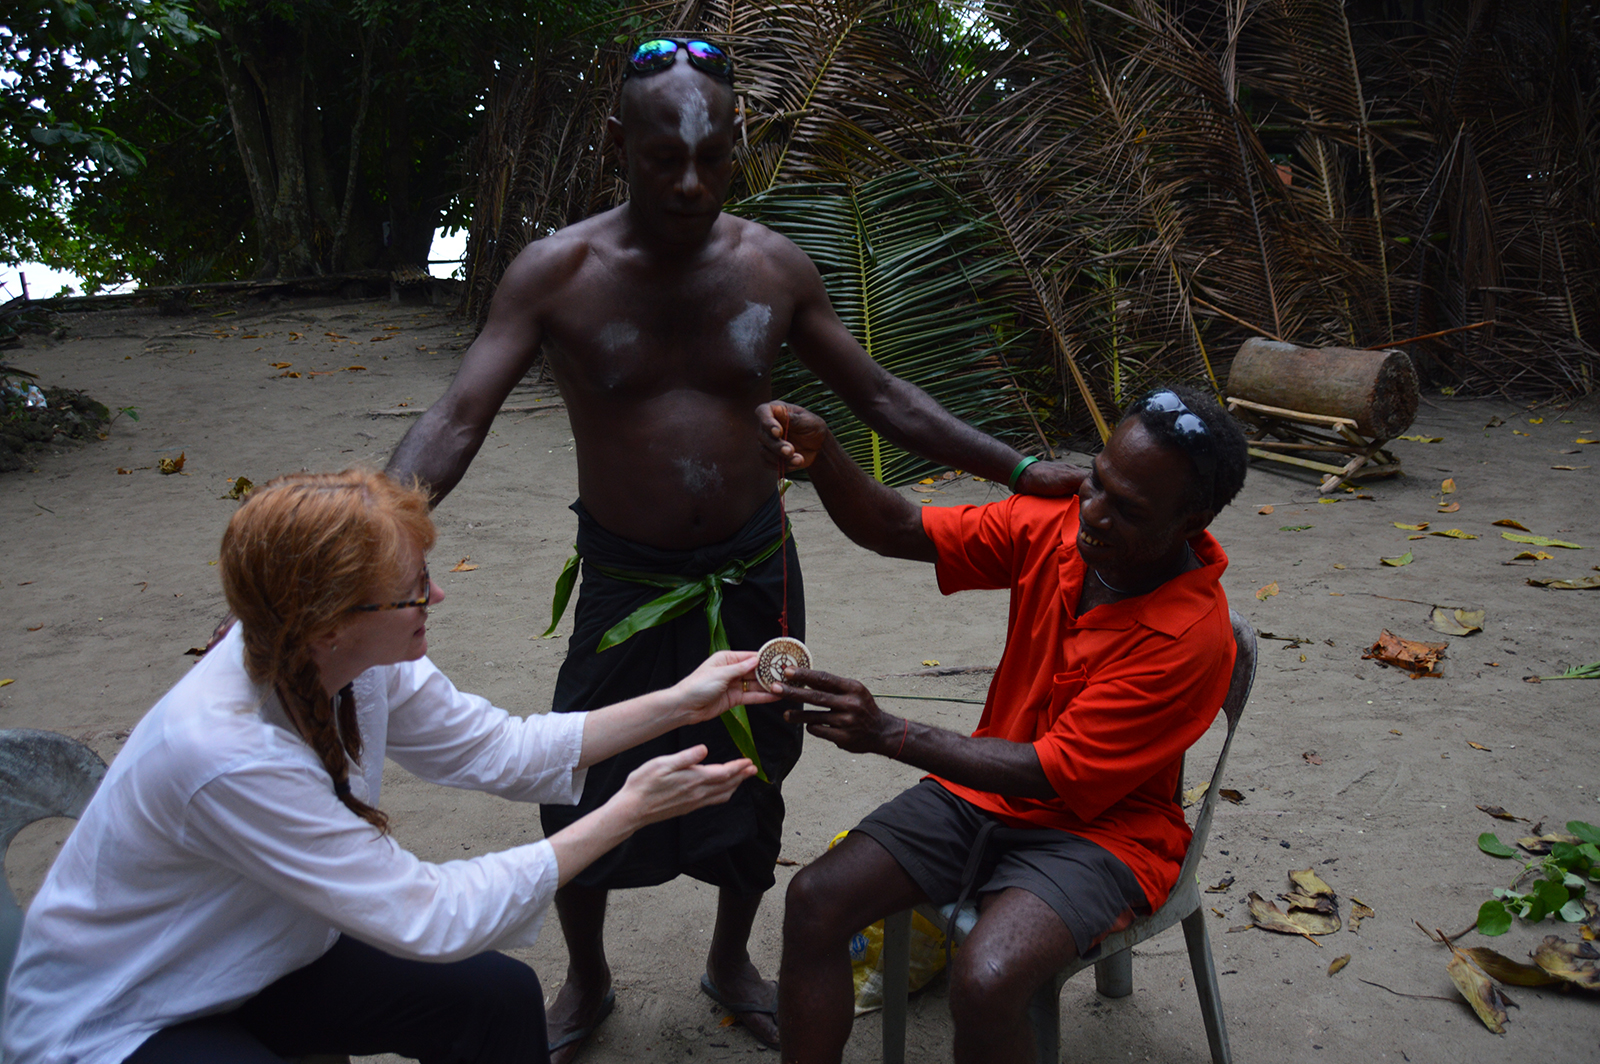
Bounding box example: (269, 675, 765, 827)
(625, 38, 735, 86)
(1137, 389, 1211, 446)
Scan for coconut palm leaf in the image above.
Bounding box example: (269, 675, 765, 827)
(734, 168, 1029, 484)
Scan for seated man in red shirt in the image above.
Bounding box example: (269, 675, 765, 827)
(759, 386, 1249, 1064)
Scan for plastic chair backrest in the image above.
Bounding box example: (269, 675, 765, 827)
(0, 730, 107, 1023)
(1176, 611, 1257, 889)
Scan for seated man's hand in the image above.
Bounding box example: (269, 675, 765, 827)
(1014, 458, 1089, 496)
(774, 668, 900, 756)
(757, 400, 830, 472)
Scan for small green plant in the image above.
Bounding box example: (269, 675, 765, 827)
(1476, 820, 1600, 935)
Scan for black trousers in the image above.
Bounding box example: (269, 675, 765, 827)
(123, 936, 548, 1064)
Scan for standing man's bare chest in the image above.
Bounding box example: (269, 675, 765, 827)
(540, 250, 797, 401)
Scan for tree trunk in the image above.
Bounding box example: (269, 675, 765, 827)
(204, 6, 320, 279)
(1225, 338, 1419, 438)
(212, 37, 277, 277)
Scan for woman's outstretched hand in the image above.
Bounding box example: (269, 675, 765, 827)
(619, 745, 756, 826)
(773, 668, 901, 756)
(673, 650, 779, 722)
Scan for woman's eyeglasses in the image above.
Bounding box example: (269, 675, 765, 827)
(624, 38, 735, 86)
(349, 564, 431, 612)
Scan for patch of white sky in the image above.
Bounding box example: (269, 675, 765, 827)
(6, 227, 468, 301)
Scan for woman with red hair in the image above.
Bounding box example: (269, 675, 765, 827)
(3, 469, 767, 1064)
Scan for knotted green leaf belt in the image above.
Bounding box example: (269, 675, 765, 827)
(541, 524, 791, 780)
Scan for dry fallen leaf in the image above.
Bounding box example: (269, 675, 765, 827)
(1467, 741, 1491, 751)
(1526, 574, 1600, 590)
(1302, 750, 1322, 765)
(1515, 833, 1582, 855)
(1256, 582, 1280, 601)
(1551, 465, 1586, 471)
(1181, 781, 1209, 807)
(220, 476, 254, 501)
(1258, 505, 1275, 515)
(1463, 947, 1559, 987)
(449, 557, 479, 573)
(1429, 606, 1484, 636)
(0, 679, 13, 688)
(1205, 876, 1235, 893)
(1328, 955, 1351, 976)
(1363, 629, 1448, 676)
(1219, 788, 1246, 804)
(1430, 528, 1478, 539)
(1289, 868, 1334, 896)
(1440, 477, 1456, 494)
(1437, 501, 1461, 513)
(1394, 522, 1430, 531)
(1476, 805, 1526, 822)
(1348, 899, 1375, 933)
(1512, 550, 1554, 560)
(157, 452, 186, 475)
(1446, 944, 1507, 1033)
(1529, 936, 1600, 990)
(1493, 519, 1531, 530)
(1247, 892, 1321, 945)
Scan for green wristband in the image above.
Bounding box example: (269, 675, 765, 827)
(1008, 455, 1041, 490)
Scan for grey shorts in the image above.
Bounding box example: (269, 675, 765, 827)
(853, 779, 1149, 959)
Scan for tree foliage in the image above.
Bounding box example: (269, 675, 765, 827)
(1, 1, 210, 286)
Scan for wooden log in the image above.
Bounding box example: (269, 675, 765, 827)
(1225, 338, 1418, 438)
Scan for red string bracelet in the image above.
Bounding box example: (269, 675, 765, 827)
(893, 718, 909, 760)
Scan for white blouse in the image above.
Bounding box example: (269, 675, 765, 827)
(2, 625, 587, 1064)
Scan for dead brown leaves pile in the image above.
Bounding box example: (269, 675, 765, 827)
(1246, 868, 1349, 946)
(1363, 629, 1448, 676)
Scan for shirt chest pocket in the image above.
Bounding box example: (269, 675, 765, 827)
(1037, 667, 1087, 740)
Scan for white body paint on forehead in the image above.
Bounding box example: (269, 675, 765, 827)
(597, 321, 639, 353)
(728, 301, 772, 358)
(678, 85, 713, 150)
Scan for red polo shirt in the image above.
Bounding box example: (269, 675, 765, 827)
(920, 493, 1234, 909)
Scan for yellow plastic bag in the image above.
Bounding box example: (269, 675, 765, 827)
(829, 831, 951, 1015)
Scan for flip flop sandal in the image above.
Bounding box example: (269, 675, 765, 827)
(699, 973, 779, 1048)
(547, 987, 616, 1055)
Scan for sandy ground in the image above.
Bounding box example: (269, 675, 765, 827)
(2, 297, 1598, 1063)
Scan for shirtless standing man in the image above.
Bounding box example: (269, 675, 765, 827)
(386, 37, 1080, 1059)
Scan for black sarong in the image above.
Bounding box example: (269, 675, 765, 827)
(539, 492, 805, 893)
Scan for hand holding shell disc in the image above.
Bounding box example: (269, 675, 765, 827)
(756, 637, 811, 692)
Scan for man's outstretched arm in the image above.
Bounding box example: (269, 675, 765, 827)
(763, 401, 935, 563)
(776, 668, 1054, 799)
(385, 249, 552, 504)
(778, 240, 1085, 497)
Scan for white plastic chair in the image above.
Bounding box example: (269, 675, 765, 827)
(881, 610, 1257, 1064)
(0, 729, 107, 1031)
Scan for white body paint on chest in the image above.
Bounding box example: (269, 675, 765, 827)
(728, 301, 772, 359)
(597, 321, 640, 353)
(679, 89, 712, 150)
(676, 457, 725, 494)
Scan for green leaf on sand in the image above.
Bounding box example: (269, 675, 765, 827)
(1569, 821, 1600, 846)
(1478, 832, 1518, 858)
(1476, 899, 1513, 936)
(1381, 551, 1414, 566)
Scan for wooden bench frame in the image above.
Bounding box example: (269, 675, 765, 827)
(1225, 396, 1403, 494)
